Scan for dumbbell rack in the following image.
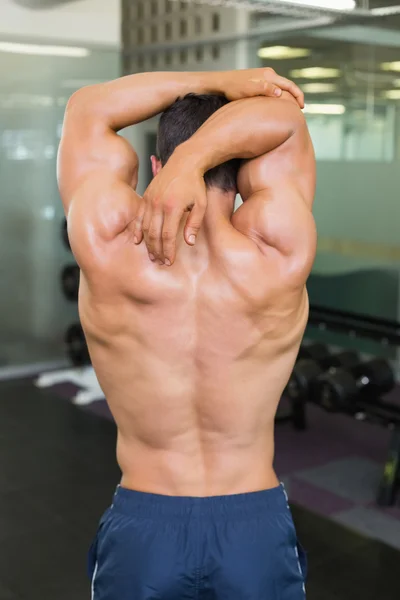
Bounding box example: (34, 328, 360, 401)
(283, 341, 400, 506)
(339, 393, 400, 507)
(308, 304, 400, 348)
(306, 306, 400, 507)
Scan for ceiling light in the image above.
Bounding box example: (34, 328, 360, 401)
(290, 67, 341, 79)
(258, 46, 311, 60)
(383, 90, 400, 100)
(278, 0, 355, 9)
(302, 83, 336, 93)
(381, 62, 400, 72)
(372, 6, 400, 17)
(0, 42, 90, 57)
(303, 104, 345, 115)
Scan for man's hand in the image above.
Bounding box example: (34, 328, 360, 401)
(134, 69, 304, 266)
(133, 155, 206, 266)
(220, 68, 304, 108)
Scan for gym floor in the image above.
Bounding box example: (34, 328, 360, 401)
(1, 378, 400, 600)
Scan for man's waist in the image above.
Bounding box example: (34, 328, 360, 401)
(119, 465, 279, 498)
(116, 428, 278, 496)
(109, 481, 288, 520)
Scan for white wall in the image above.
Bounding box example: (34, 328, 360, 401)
(0, 0, 121, 46)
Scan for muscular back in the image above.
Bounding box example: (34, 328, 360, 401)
(77, 154, 314, 498)
(78, 216, 309, 496)
(59, 83, 316, 496)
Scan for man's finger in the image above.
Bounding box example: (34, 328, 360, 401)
(162, 208, 184, 266)
(248, 79, 281, 99)
(148, 209, 164, 263)
(142, 204, 155, 260)
(184, 200, 207, 247)
(263, 82, 282, 98)
(133, 199, 145, 245)
(272, 75, 304, 108)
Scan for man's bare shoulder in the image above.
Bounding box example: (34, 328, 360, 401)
(237, 116, 315, 207)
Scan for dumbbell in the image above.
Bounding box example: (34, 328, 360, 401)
(318, 358, 395, 413)
(297, 342, 331, 363)
(285, 343, 329, 401)
(65, 323, 90, 366)
(287, 348, 359, 403)
(61, 265, 80, 302)
(62, 218, 71, 251)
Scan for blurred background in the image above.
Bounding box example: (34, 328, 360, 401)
(1, 0, 400, 376)
(1, 1, 400, 599)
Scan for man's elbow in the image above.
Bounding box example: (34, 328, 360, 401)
(66, 87, 90, 113)
(65, 84, 103, 122)
(283, 99, 306, 138)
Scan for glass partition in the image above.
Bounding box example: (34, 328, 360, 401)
(0, 46, 120, 373)
(247, 27, 400, 326)
(5, 19, 399, 372)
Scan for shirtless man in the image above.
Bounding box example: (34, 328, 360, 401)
(58, 68, 316, 600)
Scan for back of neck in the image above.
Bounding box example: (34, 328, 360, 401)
(203, 188, 236, 226)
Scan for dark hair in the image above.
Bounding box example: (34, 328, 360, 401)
(157, 93, 240, 192)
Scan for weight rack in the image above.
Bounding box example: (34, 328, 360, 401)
(292, 305, 400, 507)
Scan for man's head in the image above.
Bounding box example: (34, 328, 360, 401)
(152, 94, 240, 193)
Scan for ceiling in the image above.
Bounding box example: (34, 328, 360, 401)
(9, 0, 400, 102)
(12, 0, 80, 8)
(255, 11, 400, 103)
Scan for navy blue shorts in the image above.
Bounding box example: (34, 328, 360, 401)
(88, 484, 307, 599)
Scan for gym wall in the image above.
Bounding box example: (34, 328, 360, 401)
(0, 0, 121, 46)
(0, 2, 121, 372)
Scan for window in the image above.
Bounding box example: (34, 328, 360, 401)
(195, 16, 202, 35)
(180, 19, 187, 37)
(212, 45, 220, 60)
(138, 55, 144, 70)
(212, 13, 220, 32)
(151, 25, 158, 43)
(138, 28, 144, 45)
(195, 46, 204, 62)
(165, 51, 172, 66)
(166, 0, 172, 13)
(165, 22, 172, 40)
(137, 1, 144, 19)
(180, 49, 188, 64)
(151, 0, 158, 16)
(180, 1, 187, 9)
(151, 54, 158, 69)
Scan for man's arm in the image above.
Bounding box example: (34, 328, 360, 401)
(58, 68, 304, 265)
(187, 92, 317, 283)
(181, 93, 302, 173)
(58, 72, 226, 216)
(58, 71, 226, 267)
(139, 91, 313, 267)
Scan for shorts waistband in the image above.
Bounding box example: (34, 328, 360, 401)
(110, 483, 289, 519)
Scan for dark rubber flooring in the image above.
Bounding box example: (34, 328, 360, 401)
(0, 378, 399, 600)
